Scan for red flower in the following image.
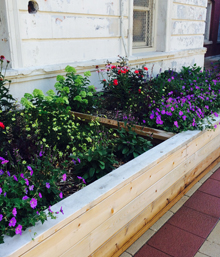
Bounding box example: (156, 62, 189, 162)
(113, 79, 118, 86)
(144, 67, 148, 71)
(96, 65, 99, 69)
(134, 70, 139, 74)
(138, 89, 141, 94)
(7, 60, 10, 64)
(0, 122, 5, 129)
(121, 70, 126, 74)
(0, 55, 5, 60)
(118, 70, 121, 74)
(111, 65, 116, 69)
(103, 79, 106, 82)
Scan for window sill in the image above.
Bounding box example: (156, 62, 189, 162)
(204, 40, 213, 45)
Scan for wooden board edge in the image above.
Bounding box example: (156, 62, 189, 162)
(71, 111, 175, 141)
(110, 154, 220, 257)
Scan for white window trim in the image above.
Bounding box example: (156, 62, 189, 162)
(204, 0, 212, 43)
(132, 0, 157, 53)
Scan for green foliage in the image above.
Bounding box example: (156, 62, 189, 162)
(113, 127, 152, 162)
(55, 66, 97, 113)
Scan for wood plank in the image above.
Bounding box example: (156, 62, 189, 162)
(92, 149, 220, 257)
(20, 129, 220, 257)
(60, 134, 220, 257)
(71, 111, 176, 140)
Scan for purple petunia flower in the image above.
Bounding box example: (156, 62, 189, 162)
(161, 110, 165, 115)
(171, 107, 175, 112)
(143, 120, 146, 124)
(20, 173, 24, 179)
(36, 211, 40, 215)
(22, 196, 29, 200)
(60, 206, 64, 215)
(1, 160, 9, 165)
(4, 192, 6, 197)
(0, 170, 3, 175)
(30, 170, 33, 176)
(9, 217, 16, 227)
(39, 192, 42, 198)
(24, 188, 28, 194)
(29, 185, 34, 191)
(72, 159, 76, 165)
(46, 182, 50, 189)
(12, 208, 17, 217)
(13, 175, 18, 181)
(168, 78, 171, 82)
(179, 111, 183, 116)
(24, 178, 29, 186)
(62, 174, 66, 181)
(7, 171, 10, 177)
(0, 188, 2, 195)
(214, 112, 219, 117)
(182, 115, 186, 121)
(214, 125, 217, 129)
(174, 121, 179, 128)
(0, 157, 5, 161)
(77, 158, 81, 164)
(30, 198, 37, 209)
(0, 214, 3, 221)
(15, 224, 22, 235)
(59, 192, 63, 199)
(77, 176, 86, 184)
(48, 206, 53, 213)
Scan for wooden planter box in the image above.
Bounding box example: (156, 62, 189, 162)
(71, 111, 175, 141)
(2, 115, 220, 257)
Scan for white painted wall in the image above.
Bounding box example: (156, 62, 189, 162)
(1, 0, 207, 101)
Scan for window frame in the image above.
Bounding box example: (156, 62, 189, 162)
(204, 0, 213, 44)
(132, 0, 157, 53)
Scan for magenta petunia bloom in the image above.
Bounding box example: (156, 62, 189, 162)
(179, 111, 183, 116)
(29, 185, 34, 191)
(171, 107, 175, 111)
(62, 174, 66, 181)
(168, 78, 171, 82)
(77, 176, 86, 184)
(25, 178, 29, 186)
(36, 211, 40, 215)
(0, 214, 3, 221)
(0, 157, 5, 161)
(39, 192, 42, 198)
(174, 121, 179, 128)
(0, 169, 3, 175)
(214, 125, 217, 129)
(12, 208, 17, 217)
(46, 182, 50, 189)
(7, 171, 10, 176)
(214, 112, 219, 117)
(30, 170, 33, 176)
(0, 188, 2, 195)
(4, 192, 6, 197)
(22, 196, 29, 200)
(20, 173, 24, 179)
(143, 120, 146, 124)
(30, 198, 37, 209)
(60, 206, 64, 215)
(182, 115, 186, 121)
(48, 206, 53, 213)
(1, 160, 9, 165)
(27, 166, 32, 171)
(77, 158, 81, 164)
(72, 159, 76, 165)
(13, 175, 18, 181)
(59, 192, 63, 199)
(9, 217, 16, 227)
(15, 224, 22, 235)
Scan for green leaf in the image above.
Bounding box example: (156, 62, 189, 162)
(89, 167, 95, 177)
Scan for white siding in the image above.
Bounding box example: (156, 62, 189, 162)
(170, 0, 207, 51)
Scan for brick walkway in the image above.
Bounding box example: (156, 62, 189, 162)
(120, 164, 220, 257)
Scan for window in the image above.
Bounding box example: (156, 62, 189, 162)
(133, 0, 155, 49)
(204, 0, 212, 43)
(218, 17, 220, 43)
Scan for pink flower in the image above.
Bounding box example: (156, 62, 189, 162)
(214, 112, 219, 117)
(179, 111, 183, 116)
(13, 175, 18, 181)
(174, 121, 178, 128)
(1, 160, 9, 165)
(60, 206, 64, 215)
(46, 182, 50, 189)
(77, 158, 81, 164)
(25, 178, 29, 186)
(12, 208, 17, 217)
(22, 196, 29, 200)
(0, 188, 2, 195)
(62, 174, 66, 181)
(0, 122, 5, 129)
(214, 125, 217, 129)
(182, 115, 186, 121)
(59, 192, 63, 198)
(15, 224, 22, 235)
(29, 185, 34, 191)
(20, 173, 24, 179)
(9, 217, 16, 227)
(77, 176, 86, 184)
(30, 198, 37, 209)
(39, 192, 42, 198)
(0, 214, 3, 221)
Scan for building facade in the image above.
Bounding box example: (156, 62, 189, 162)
(0, 0, 207, 100)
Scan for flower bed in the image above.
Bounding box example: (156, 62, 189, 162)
(1, 114, 220, 257)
